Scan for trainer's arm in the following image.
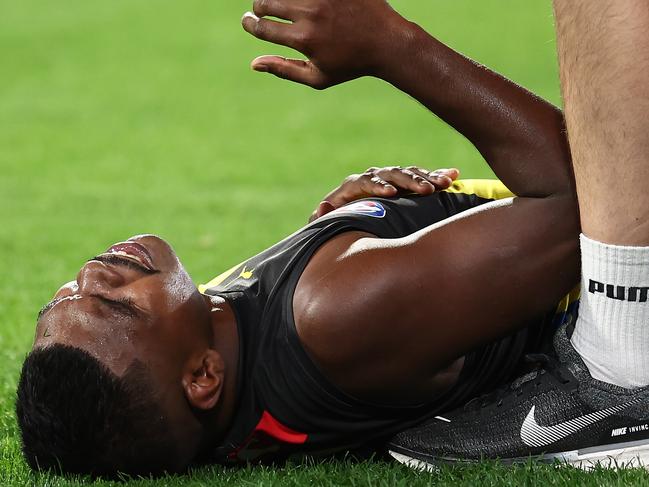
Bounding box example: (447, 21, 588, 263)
(242, 1, 571, 198)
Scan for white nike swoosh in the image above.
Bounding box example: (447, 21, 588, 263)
(520, 401, 638, 448)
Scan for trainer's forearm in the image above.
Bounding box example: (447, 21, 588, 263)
(376, 22, 571, 198)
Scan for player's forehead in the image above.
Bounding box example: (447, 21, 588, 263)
(34, 300, 141, 376)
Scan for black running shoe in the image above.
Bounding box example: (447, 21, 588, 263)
(389, 325, 649, 470)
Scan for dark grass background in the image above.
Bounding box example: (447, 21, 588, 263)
(2, 1, 647, 484)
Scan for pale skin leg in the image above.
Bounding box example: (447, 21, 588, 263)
(554, 0, 649, 245)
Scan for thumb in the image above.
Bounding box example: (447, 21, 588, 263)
(251, 56, 331, 89)
(308, 201, 336, 223)
(315, 201, 337, 218)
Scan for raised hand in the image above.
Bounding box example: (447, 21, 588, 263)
(241, 0, 409, 89)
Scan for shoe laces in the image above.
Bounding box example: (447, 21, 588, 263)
(464, 353, 574, 410)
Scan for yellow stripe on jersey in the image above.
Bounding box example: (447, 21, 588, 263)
(555, 285, 581, 314)
(445, 179, 514, 201)
(198, 263, 241, 294)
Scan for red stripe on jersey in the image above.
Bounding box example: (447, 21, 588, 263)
(255, 411, 308, 444)
(227, 411, 308, 462)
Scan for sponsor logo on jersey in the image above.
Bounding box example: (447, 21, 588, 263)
(588, 279, 649, 302)
(329, 201, 386, 219)
(239, 266, 254, 279)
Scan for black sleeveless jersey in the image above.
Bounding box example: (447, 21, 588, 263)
(199, 181, 576, 464)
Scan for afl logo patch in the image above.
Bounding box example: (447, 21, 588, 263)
(330, 201, 386, 218)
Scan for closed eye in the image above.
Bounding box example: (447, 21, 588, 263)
(37, 295, 145, 321)
(96, 296, 141, 319)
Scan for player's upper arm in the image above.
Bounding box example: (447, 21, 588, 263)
(294, 194, 579, 403)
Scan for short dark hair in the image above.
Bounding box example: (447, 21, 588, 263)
(16, 344, 180, 478)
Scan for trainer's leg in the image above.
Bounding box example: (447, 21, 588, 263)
(554, 1, 649, 387)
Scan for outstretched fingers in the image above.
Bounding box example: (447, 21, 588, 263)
(242, 12, 299, 49)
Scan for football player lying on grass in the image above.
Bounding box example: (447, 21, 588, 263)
(16, 3, 579, 478)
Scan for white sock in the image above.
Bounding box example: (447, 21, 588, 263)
(571, 234, 649, 388)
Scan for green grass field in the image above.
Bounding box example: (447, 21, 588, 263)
(2, 1, 649, 485)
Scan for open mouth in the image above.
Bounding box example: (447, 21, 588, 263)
(93, 241, 157, 274)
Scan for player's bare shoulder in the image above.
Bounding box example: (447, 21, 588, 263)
(292, 229, 456, 404)
(293, 229, 376, 350)
(293, 230, 386, 387)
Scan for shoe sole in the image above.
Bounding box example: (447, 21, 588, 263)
(389, 438, 649, 471)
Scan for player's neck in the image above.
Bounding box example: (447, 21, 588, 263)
(203, 295, 240, 441)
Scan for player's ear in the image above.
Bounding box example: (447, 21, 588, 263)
(182, 349, 224, 410)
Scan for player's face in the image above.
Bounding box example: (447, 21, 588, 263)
(33, 235, 212, 379)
